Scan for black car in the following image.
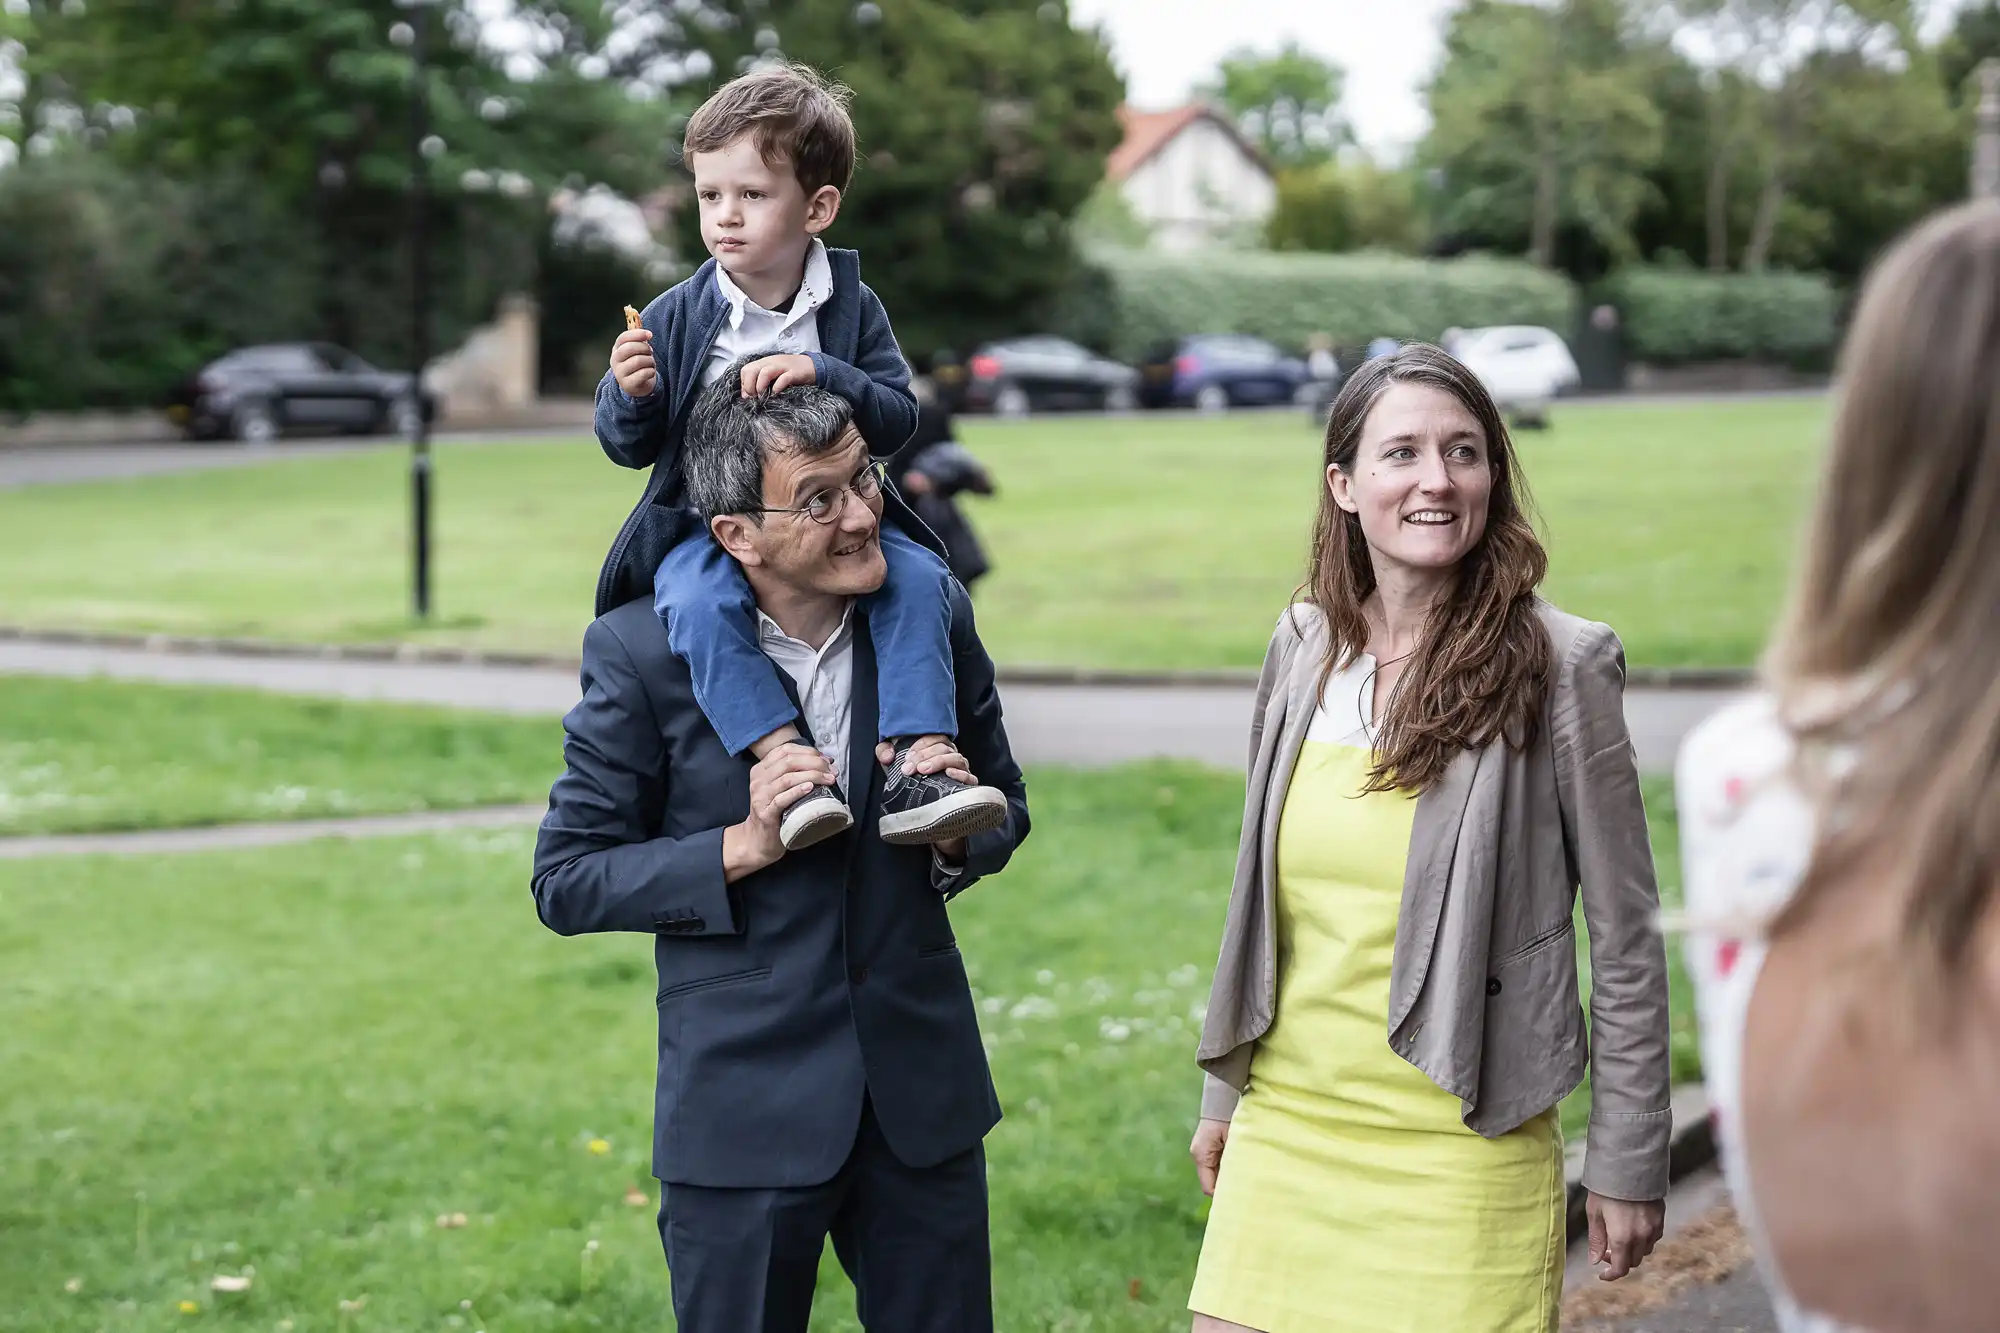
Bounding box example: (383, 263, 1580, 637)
(1137, 334, 1315, 412)
(959, 337, 1140, 417)
(167, 344, 434, 443)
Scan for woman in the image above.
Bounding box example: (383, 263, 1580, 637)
(1189, 344, 1671, 1333)
(1678, 202, 2000, 1333)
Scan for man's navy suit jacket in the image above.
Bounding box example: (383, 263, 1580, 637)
(531, 586, 1029, 1189)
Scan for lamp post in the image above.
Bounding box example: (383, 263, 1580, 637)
(396, 0, 442, 620)
(1976, 60, 2000, 203)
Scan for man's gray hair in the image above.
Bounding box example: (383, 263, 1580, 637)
(681, 360, 857, 521)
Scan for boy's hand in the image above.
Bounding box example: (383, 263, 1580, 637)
(740, 354, 816, 398)
(610, 329, 658, 399)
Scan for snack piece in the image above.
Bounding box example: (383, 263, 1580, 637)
(623, 304, 643, 331)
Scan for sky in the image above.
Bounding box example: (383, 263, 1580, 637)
(1068, 0, 1462, 161)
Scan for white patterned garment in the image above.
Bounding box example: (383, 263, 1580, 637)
(1675, 694, 1862, 1333)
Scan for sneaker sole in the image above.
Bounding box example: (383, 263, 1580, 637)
(877, 786, 1010, 846)
(781, 801, 853, 851)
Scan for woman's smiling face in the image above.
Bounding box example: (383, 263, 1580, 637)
(1330, 380, 1494, 579)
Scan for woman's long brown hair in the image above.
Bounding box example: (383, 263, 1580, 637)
(1764, 201, 2000, 989)
(1302, 343, 1551, 793)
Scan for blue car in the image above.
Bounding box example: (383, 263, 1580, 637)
(1138, 334, 1318, 412)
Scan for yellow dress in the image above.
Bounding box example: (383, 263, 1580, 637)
(1189, 665, 1564, 1333)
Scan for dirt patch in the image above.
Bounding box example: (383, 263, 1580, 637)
(1563, 1206, 1756, 1329)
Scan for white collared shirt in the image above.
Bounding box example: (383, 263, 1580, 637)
(756, 602, 854, 790)
(702, 239, 833, 387)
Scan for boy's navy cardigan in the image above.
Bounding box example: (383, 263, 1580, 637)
(590, 247, 934, 618)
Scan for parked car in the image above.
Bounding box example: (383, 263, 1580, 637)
(1450, 325, 1580, 426)
(1138, 334, 1316, 412)
(960, 337, 1140, 417)
(166, 344, 435, 443)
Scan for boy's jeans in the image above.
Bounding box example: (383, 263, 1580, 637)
(655, 524, 958, 758)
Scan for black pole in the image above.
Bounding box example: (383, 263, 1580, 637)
(409, 1, 434, 621)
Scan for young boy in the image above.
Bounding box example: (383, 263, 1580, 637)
(594, 64, 1007, 854)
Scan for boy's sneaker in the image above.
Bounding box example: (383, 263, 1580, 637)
(876, 744, 1010, 846)
(780, 783, 852, 851)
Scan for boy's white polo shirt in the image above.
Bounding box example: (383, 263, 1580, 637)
(701, 238, 833, 387)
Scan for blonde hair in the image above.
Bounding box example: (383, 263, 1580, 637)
(1765, 201, 2000, 986)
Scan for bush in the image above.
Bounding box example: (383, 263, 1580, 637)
(1063, 246, 1574, 362)
(1602, 266, 1839, 365)
(0, 155, 315, 415)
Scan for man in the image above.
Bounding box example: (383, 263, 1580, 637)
(532, 361, 1030, 1333)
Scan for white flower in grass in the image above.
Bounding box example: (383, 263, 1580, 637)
(1035, 969, 1055, 986)
(1099, 1018, 1132, 1042)
(979, 996, 1006, 1016)
(1168, 963, 1201, 988)
(1007, 996, 1058, 1021)
(64, 1277, 82, 1294)
(211, 1275, 252, 1293)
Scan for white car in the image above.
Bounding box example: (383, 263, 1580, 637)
(1450, 325, 1580, 426)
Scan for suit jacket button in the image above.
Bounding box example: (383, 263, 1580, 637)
(1486, 978, 1502, 997)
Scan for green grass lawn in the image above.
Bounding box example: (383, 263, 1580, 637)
(0, 675, 562, 836)
(0, 397, 1825, 669)
(2, 762, 1694, 1332)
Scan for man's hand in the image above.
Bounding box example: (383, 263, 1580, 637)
(877, 738, 977, 861)
(723, 743, 838, 881)
(610, 328, 657, 398)
(1190, 1117, 1230, 1196)
(877, 737, 975, 785)
(740, 354, 816, 398)
(1586, 1192, 1665, 1281)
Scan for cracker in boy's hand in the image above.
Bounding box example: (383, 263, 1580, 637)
(623, 304, 643, 331)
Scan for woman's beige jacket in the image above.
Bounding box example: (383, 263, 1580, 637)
(1197, 600, 1673, 1201)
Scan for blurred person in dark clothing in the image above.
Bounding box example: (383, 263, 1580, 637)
(894, 377, 995, 593)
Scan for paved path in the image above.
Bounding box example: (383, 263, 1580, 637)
(0, 428, 591, 490)
(0, 638, 1736, 776)
(0, 804, 542, 860)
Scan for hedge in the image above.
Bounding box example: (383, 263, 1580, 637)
(1056, 246, 1576, 363)
(1602, 266, 1839, 365)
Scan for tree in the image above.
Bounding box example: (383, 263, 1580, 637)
(1662, 0, 1919, 271)
(1201, 41, 1348, 171)
(1421, 0, 1663, 275)
(1937, 0, 2000, 103)
(1266, 160, 1423, 254)
(16, 0, 667, 366)
(652, 0, 1124, 357)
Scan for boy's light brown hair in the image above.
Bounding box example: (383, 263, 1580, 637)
(682, 64, 856, 195)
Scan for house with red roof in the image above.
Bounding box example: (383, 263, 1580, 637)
(1106, 104, 1277, 250)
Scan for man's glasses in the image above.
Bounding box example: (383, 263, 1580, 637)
(749, 459, 889, 526)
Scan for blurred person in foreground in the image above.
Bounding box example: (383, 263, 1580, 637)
(1677, 201, 2000, 1333)
(893, 376, 995, 594)
(533, 369, 1029, 1332)
(1188, 344, 1671, 1332)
